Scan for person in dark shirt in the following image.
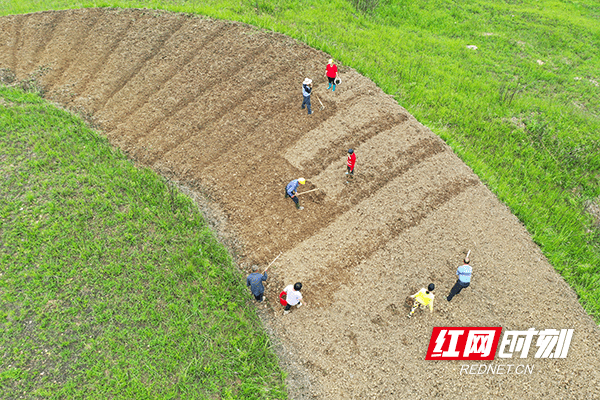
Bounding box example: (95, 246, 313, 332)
(247, 265, 268, 302)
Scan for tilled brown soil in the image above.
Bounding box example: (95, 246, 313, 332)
(1, 8, 599, 399)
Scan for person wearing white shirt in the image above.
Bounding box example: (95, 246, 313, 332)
(282, 282, 304, 315)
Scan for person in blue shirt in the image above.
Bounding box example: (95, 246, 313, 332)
(447, 256, 472, 301)
(247, 265, 268, 302)
(285, 177, 306, 210)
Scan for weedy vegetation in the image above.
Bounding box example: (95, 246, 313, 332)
(0, 86, 286, 399)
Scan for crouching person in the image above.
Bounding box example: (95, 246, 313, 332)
(280, 282, 304, 315)
(408, 283, 435, 318)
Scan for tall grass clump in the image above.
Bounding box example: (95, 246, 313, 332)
(0, 86, 286, 399)
(0, 1, 598, 322)
(349, 0, 380, 14)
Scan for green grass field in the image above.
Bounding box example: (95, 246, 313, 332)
(0, 86, 286, 399)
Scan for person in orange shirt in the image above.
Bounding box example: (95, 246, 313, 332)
(408, 283, 435, 318)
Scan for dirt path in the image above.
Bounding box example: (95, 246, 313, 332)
(1, 8, 599, 399)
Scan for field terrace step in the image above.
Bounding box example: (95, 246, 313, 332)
(276, 151, 478, 293)
(310, 118, 434, 200)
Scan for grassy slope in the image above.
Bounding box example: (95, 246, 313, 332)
(0, 2, 598, 314)
(0, 86, 286, 399)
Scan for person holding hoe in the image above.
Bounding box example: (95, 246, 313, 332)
(247, 265, 268, 302)
(301, 78, 313, 115)
(285, 177, 306, 210)
(246, 253, 281, 302)
(447, 252, 472, 302)
(325, 59, 338, 91)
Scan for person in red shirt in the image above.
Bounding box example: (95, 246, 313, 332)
(346, 148, 356, 178)
(325, 59, 338, 91)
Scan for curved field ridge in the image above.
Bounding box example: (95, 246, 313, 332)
(1, 8, 599, 399)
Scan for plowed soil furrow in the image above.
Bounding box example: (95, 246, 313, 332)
(341, 136, 448, 206)
(166, 98, 341, 252)
(284, 100, 385, 170)
(51, 10, 135, 105)
(283, 183, 599, 399)
(0, 16, 19, 72)
(143, 51, 287, 166)
(105, 25, 268, 151)
(302, 111, 409, 176)
(311, 121, 426, 198)
(9, 15, 24, 74)
(96, 20, 226, 131)
(311, 174, 477, 295)
(69, 14, 164, 111)
(274, 152, 476, 291)
(35, 9, 104, 95)
(24, 11, 66, 75)
(195, 169, 341, 264)
(190, 115, 343, 262)
(13, 12, 62, 77)
(153, 50, 321, 174)
(78, 15, 185, 113)
(128, 45, 270, 150)
(1, 9, 599, 400)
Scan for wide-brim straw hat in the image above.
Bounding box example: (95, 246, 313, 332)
(303, 78, 312, 85)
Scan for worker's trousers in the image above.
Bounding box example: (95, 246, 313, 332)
(285, 190, 300, 208)
(447, 280, 469, 301)
(301, 95, 312, 114)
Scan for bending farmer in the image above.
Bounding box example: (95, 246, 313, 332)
(281, 282, 304, 315)
(408, 283, 435, 318)
(285, 177, 306, 210)
(246, 265, 268, 302)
